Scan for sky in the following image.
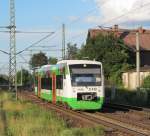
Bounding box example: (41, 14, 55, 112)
(0, 0, 150, 74)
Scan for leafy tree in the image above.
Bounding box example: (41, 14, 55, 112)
(66, 43, 79, 59)
(29, 52, 48, 68)
(79, 33, 135, 86)
(48, 57, 58, 64)
(0, 75, 9, 85)
(142, 75, 150, 88)
(17, 69, 32, 86)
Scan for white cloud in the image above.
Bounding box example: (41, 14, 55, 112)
(85, 0, 150, 25)
(68, 16, 79, 22)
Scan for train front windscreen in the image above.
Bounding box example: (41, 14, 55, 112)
(69, 64, 101, 86)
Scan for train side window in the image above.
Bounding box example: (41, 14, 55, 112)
(56, 75, 63, 89)
(41, 78, 52, 90)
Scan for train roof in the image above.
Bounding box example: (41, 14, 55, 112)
(35, 63, 66, 76)
(57, 60, 102, 65)
(35, 60, 102, 75)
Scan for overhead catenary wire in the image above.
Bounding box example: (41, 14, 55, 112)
(100, 1, 150, 26)
(1, 0, 149, 69)
(68, 30, 87, 43)
(41, 0, 111, 52)
(67, 0, 110, 26)
(65, 0, 111, 43)
(68, 0, 150, 43)
(0, 49, 9, 55)
(24, 49, 62, 52)
(19, 54, 29, 64)
(31, 45, 57, 48)
(1, 0, 109, 57)
(15, 27, 64, 56)
(0, 30, 54, 34)
(16, 32, 55, 55)
(0, 26, 9, 29)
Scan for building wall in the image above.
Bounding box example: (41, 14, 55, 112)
(122, 71, 150, 90)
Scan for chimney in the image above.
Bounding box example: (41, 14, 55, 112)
(138, 27, 144, 34)
(113, 24, 119, 31)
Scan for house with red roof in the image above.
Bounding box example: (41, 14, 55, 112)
(87, 25, 150, 66)
(87, 25, 150, 89)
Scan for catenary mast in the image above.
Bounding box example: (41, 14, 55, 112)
(9, 0, 17, 99)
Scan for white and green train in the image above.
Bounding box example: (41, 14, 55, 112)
(34, 60, 104, 110)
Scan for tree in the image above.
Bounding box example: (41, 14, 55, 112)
(48, 57, 58, 64)
(17, 69, 32, 86)
(0, 75, 9, 85)
(29, 52, 48, 68)
(79, 33, 135, 86)
(66, 43, 79, 59)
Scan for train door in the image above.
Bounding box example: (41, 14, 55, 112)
(34, 75, 38, 95)
(52, 73, 56, 104)
(38, 76, 41, 97)
(56, 75, 63, 102)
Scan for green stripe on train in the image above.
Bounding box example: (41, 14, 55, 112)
(39, 92, 104, 110)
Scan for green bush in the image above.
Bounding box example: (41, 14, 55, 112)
(142, 75, 150, 88)
(105, 87, 150, 107)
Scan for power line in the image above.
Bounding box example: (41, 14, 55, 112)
(0, 26, 9, 29)
(16, 32, 55, 55)
(69, 30, 87, 42)
(16, 31, 53, 34)
(100, 1, 150, 26)
(47, 0, 111, 53)
(1, 0, 108, 59)
(24, 49, 62, 52)
(32, 45, 56, 48)
(0, 30, 54, 34)
(19, 54, 28, 64)
(68, 1, 150, 43)
(65, 0, 110, 44)
(0, 49, 9, 55)
(67, 0, 110, 26)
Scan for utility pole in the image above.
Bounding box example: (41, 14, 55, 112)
(9, 0, 17, 99)
(20, 67, 23, 86)
(62, 24, 66, 59)
(136, 31, 140, 90)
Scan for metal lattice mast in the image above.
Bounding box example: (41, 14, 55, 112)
(9, 0, 17, 96)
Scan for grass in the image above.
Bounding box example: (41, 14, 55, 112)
(0, 114, 5, 136)
(0, 91, 104, 136)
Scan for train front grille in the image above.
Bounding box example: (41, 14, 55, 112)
(77, 92, 97, 101)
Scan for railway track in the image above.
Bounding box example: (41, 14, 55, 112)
(103, 103, 150, 125)
(18, 91, 150, 136)
(104, 102, 150, 112)
(81, 111, 150, 136)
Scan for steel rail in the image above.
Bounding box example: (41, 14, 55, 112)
(104, 102, 150, 112)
